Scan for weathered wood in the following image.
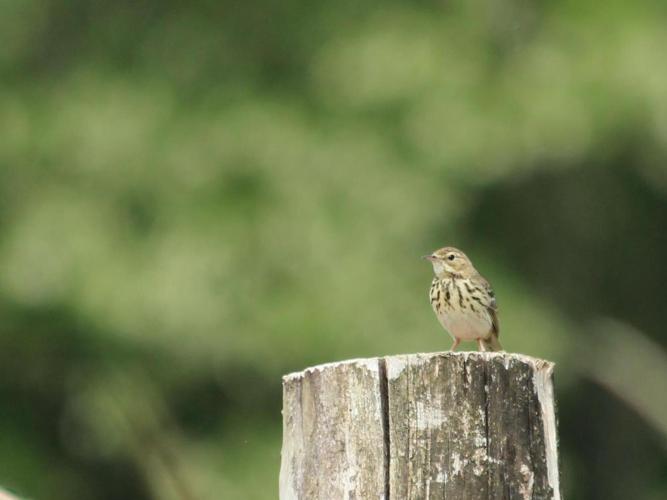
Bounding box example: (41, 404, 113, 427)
(280, 358, 387, 499)
(280, 352, 560, 500)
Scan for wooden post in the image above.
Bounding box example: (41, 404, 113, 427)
(280, 352, 560, 499)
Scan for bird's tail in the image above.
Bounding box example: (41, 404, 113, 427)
(480, 334, 503, 352)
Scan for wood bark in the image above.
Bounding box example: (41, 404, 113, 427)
(280, 352, 560, 500)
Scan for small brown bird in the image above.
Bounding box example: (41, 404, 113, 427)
(424, 247, 502, 352)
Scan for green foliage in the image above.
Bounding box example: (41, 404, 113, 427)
(0, 0, 666, 498)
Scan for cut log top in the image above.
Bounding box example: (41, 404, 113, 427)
(280, 352, 560, 500)
(283, 352, 553, 381)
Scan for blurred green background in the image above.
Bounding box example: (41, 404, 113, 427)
(1, 0, 667, 499)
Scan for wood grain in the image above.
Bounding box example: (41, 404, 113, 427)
(280, 352, 560, 500)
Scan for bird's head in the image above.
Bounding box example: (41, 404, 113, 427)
(423, 247, 475, 278)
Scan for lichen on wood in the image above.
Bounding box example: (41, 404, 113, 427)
(280, 352, 560, 500)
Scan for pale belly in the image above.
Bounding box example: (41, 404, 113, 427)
(437, 309, 492, 341)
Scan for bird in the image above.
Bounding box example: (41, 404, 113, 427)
(423, 246, 503, 352)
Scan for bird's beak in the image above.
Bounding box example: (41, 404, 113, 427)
(422, 254, 436, 262)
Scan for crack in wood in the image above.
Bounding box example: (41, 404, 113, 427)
(378, 358, 391, 500)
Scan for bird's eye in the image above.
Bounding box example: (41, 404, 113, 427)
(447, 254, 455, 261)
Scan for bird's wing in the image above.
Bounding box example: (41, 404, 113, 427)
(489, 306, 500, 336)
(475, 275, 499, 336)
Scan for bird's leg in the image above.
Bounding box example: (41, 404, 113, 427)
(450, 338, 460, 352)
(477, 338, 486, 352)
